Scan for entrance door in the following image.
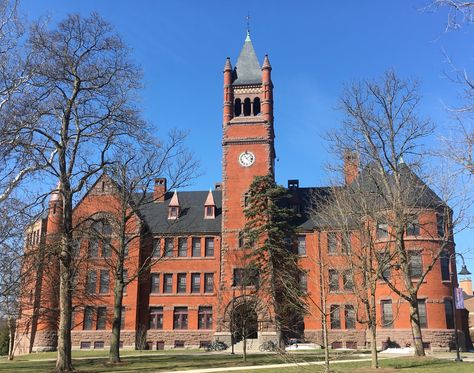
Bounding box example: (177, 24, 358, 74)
(232, 301, 258, 343)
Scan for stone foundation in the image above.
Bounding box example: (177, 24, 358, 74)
(304, 329, 365, 349)
(71, 330, 136, 350)
(304, 329, 465, 351)
(32, 330, 57, 352)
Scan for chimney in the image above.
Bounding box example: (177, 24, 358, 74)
(154, 178, 167, 202)
(460, 278, 473, 296)
(344, 151, 359, 185)
(214, 182, 222, 191)
(288, 179, 299, 189)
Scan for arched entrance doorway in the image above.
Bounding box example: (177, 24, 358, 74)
(231, 300, 258, 343)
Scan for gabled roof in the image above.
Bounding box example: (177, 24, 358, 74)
(233, 31, 261, 85)
(138, 191, 222, 234)
(169, 190, 180, 207)
(204, 190, 215, 206)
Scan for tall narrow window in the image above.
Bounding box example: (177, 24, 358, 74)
(150, 273, 160, 294)
(191, 273, 201, 293)
(329, 269, 339, 292)
(408, 251, 423, 278)
(204, 273, 214, 293)
(377, 222, 389, 239)
(243, 98, 251, 116)
(198, 306, 213, 329)
(381, 300, 393, 328)
(377, 252, 391, 280)
(345, 305, 355, 329)
(152, 238, 161, 257)
(437, 214, 445, 238)
(330, 305, 341, 329)
(149, 307, 163, 330)
(238, 231, 244, 249)
(88, 238, 99, 258)
(192, 237, 201, 257)
(342, 270, 354, 292)
(205, 237, 214, 257)
(297, 236, 306, 255)
(253, 97, 261, 115)
(173, 307, 188, 330)
(165, 238, 174, 257)
(440, 251, 450, 281)
(177, 273, 187, 293)
(406, 217, 420, 236)
(342, 232, 351, 254)
(163, 274, 173, 293)
(328, 232, 337, 254)
(234, 98, 242, 116)
(86, 271, 96, 294)
(299, 272, 308, 293)
(99, 270, 109, 294)
(418, 299, 427, 328)
(444, 299, 454, 329)
(96, 307, 107, 330)
(178, 237, 187, 257)
(83, 307, 94, 330)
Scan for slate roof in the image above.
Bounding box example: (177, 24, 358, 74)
(351, 162, 446, 210)
(233, 32, 262, 85)
(138, 191, 222, 234)
(135, 164, 443, 235)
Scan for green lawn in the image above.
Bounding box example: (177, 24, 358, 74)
(0, 350, 472, 373)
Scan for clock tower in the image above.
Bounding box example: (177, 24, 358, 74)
(216, 31, 276, 342)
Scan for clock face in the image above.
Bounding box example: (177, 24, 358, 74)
(239, 151, 255, 167)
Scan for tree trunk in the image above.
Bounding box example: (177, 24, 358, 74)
(369, 291, 379, 369)
(55, 255, 73, 371)
(7, 316, 15, 361)
(369, 322, 378, 369)
(109, 279, 124, 364)
(55, 195, 73, 372)
(409, 301, 425, 357)
(242, 331, 247, 362)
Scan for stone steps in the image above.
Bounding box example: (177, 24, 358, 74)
(232, 338, 259, 352)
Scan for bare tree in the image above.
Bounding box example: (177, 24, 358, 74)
(0, 13, 146, 371)
(314, 162, 400, 369)
(327, 70, 462, 356)
(422, 1, 474, 177)
(74, 133, 197, 364)
(0, 198, 27, 360)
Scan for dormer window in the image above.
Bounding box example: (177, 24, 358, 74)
(204, 190, 216, 219)
(169, 206, 179, 219)
(168, 191, 180, 220)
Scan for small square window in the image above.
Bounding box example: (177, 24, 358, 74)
(377, 222, 388, 239)
(80, 341, 91, 349)
(94, 341, 104, 349)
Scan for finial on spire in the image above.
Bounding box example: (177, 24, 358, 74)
(245, 12, 251, 41)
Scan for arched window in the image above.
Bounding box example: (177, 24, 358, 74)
(243, 98, 251, 116)
(89, 219, 112, 258)
(253, 97, 261, 115)
(234, 98, 242, 117)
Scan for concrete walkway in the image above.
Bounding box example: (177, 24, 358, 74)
(157, 357, 376, 373)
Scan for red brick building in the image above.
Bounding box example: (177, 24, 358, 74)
(15, 32, 465, 354)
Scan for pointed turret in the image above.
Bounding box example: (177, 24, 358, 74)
(262, 54, 272, 70)
(204, 189, 216, 219)
(233, 31, 261, 85)
(169, 190, 180, 206)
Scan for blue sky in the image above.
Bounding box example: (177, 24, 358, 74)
(22, 1, 474, 272)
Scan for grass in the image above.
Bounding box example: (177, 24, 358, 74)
(0, 350, 472, 373)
